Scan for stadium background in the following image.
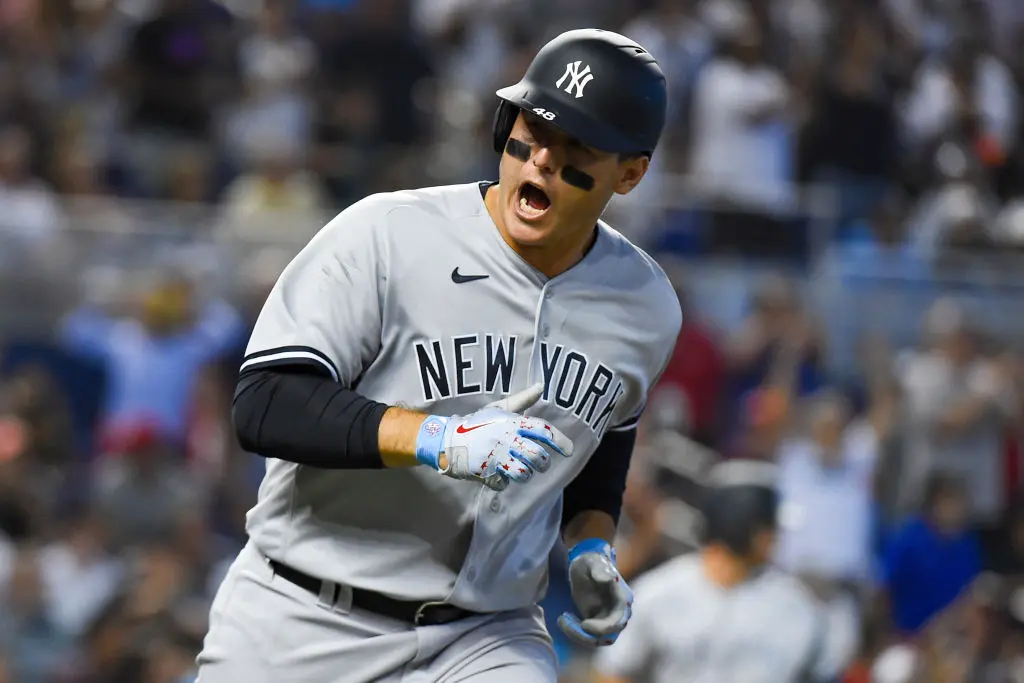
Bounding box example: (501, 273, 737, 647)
(2, 0, 1024, 681)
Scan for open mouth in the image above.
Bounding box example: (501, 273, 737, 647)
(516, 182, 551, 220)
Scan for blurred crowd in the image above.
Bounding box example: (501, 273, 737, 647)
(4, 0, 1024, 682)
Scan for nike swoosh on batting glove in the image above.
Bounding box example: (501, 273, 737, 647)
(558, 538, 634, 647)
(414, 384, 574, 491)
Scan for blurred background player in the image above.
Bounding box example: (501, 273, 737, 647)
(590, 460, 842, 683)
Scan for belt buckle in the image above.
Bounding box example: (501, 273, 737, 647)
(413, 601, 448, 626)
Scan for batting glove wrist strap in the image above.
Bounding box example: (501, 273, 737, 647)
(568, 538, 617, 566)
(415, 416, 449, 469)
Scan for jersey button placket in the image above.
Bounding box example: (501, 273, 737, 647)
(489, 496, 501, 513)
(539, 286, 552, 339)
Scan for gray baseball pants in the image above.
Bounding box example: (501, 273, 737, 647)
(195, 542, 559, 683)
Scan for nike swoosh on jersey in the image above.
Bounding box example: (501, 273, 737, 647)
(451, 268, 490, 284)
(456, 422, 494, 434)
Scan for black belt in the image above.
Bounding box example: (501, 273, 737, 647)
(267, 558, 479, 627)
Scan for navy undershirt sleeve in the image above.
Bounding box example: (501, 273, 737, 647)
(232, 366, 390, 469)
(561, 427, 637, 527)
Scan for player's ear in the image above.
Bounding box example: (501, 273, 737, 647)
(613, 154, 649, 196)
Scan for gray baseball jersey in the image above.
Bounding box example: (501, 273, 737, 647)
(593, 554, 832, 683)
(239, 181, 681, 614)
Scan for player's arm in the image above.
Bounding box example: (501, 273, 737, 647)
(231, 197, 429, 471)
(232, 365, 424, 469)
(554, 423, 639, 647)
(559, 274, 683, 648)
(560, 426, 637, 547)
(233, 368, 565, 477)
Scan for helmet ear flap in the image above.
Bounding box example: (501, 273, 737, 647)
(492, 101, 519, 155)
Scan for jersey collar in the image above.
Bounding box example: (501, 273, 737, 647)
(475, 180, 607, 286)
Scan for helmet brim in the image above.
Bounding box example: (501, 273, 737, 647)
(495, 82, 644, 155)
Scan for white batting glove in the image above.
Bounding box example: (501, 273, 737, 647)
(415, 384, 574, 491)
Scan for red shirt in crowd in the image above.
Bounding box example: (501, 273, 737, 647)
(656, 321, 726, 441)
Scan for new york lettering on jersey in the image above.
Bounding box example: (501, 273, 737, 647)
(414, 336, 625, 437)
(344, 182, 669, 448)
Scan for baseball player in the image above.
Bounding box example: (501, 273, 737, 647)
(592, 460, 842, 683)
(195, 28, 680, 683)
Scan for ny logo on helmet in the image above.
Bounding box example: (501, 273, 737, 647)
(556, 61, 594, 99)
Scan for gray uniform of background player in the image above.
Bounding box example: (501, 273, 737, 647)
(195, 181, 681, 682)
(592, 553, 838, 683)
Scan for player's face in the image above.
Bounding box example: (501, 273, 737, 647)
(496, 112, 649, 250)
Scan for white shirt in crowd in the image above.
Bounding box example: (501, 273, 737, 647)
(902, 54, 1019, 152)
(38, 541, 124, 637)
(688, 57, 795, 214)
(898, 349, 1015, 524)
(0, 181, 63, 246)
(775, 421, 879, 585)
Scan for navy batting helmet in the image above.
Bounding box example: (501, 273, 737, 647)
(699, 460, 779, 556)
(492, 28, 668, 157)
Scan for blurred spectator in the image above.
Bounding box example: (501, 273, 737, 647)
(314, 0, 434, 198)
(120, 0, 236, 197)
(0, 125, 63, 250)
(726, 274, 827, 405)
(164, 146, 216, 205)
(51, 593, 142, 683)
(776, 391, 880, 588)
(0, 545, 73, 683)
(59, 270, 244, 446)
(0, 367, 78, 545)
(902, 34, 1019, 172)
(883, 0, 955, 59)
(51, 138, 111, 199)
(868, 642, 920, 683)
(223, 0, 315, 169)
(1, 365, 75, 471)
(167, 507, 238, 601)
(800, 9, 898, 228)
(896, 299, 1017, 529)
(93, 426, 201, 550)
(690, 0, 798, 256)
(412, 0, 519, 102)
(993, 501, 1024, 579)
(142, 629, 202, 683)
(654, 282, 726, 447)
(218, 132, 329, 235)
(906, 172, 1000, 263)
(39, 507, 124, 638)
(835, 191, 934, 282)
(0, 420, 40, 544)
(721, 383, 791, 461)
(993, 191, 1024, 252)
(881, 473, 983, 636)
